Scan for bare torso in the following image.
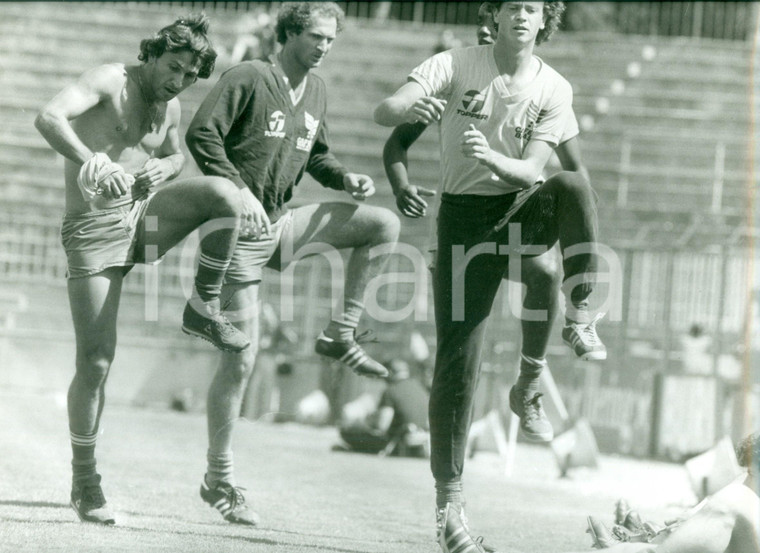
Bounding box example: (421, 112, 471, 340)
(64, 63, 177, 213)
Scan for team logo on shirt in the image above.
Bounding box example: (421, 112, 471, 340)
(456, 89, 488, 120)
(265, 110, 286, 138)
(515, 101, 547, 141)
(296, 111, 320, 151)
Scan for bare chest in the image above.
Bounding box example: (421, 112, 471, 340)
(75, 84, 169, 159)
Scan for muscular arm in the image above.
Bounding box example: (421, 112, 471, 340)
(383, 122, 435, 217)
(383, 122, 426, 195)
(34, 64, 123, 164)
(462, 126, 556, 189)
(156, 100, 185, 177)
(374, 81, 446, 127)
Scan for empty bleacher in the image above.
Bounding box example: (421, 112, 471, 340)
(0, 2, 756, 349)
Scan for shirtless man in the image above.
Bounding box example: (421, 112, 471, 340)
(35, 14, 250, 524)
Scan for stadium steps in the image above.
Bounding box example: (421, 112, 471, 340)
(1, 2, 754, 247)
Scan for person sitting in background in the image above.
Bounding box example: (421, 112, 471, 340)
(582, 432, 760, 553)
(337, 359, 430, 457)
(228, 10, 277, 64)
(433, 29, 462, 54)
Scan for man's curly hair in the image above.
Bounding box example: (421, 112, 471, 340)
(275, 2, 345, 45)
(486, 1, 566, 45)
(736, 433, 760, 473)
(138, 13, 217, 79)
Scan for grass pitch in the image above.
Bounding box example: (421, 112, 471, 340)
(0, 389, 694, 552)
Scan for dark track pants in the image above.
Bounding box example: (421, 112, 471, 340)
(429, 171, 598, 483)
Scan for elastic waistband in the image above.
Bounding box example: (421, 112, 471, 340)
(440, 192, 520, 219)
(441, 192, 517, 206)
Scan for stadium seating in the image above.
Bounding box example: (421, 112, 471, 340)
(0, 3, 755, 383)
(1, 2, 756, 246)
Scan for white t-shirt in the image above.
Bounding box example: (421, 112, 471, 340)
(410, 44, 576, 196)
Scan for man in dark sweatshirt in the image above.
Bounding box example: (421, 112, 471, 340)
(185, 2, 400, 526)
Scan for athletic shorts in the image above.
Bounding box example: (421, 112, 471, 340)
(224, 209, 294, 285)
(60, 196, 154, 279)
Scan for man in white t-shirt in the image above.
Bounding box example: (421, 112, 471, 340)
(375, 2, 603, 551)
(382, 0, 590, 447)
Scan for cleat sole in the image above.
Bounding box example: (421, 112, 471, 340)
(562, 339, 607, 362)
(181, 326, 250, 353)
(519, 428, 554, 443)
(577, 349, 607, 361)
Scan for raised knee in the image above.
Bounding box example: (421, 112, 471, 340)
(553, 171, 592, 198)
(207, 177, 243, 218)
(371, 208, 401, 244)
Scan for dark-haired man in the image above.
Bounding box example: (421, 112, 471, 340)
(382, 0, 592, 446)
(186, 1, 400, 526)
(375, 2, 603, 550)
(35, 14, 249, 525)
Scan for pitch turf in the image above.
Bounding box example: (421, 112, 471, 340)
(0, 390, 694, 553)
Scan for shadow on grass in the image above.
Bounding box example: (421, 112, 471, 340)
(120, 524, 405, 553)
(0, 500, 69, 509)
(2, 515, 413, 553)
(118, 508, 424, 547)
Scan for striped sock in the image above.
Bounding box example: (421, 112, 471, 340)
(70, 431, 98, 484)
(206, 450, 235, 487)
(515, 353, 547, 396)
(435, 479, 463, 509)
(195, 252, 231, 303)
(325, 298, 364, 342)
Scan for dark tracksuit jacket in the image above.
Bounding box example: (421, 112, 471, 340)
(185, 58, 347, 223)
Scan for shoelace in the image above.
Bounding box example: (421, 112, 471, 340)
(577, 313, 605, 345)
(218, 483, 248, 510)
(522, 393, 546, 422)
(473, 536, 489, 552)
(208, 314, 239, 338)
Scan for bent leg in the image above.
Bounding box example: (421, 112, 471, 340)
(141, 176, 249, 351)
(509, 172, 606, 360)
(286, 202, 400, 309)
(540, 171, 598, 318)
(282, 202, 400, 377)
(511, 171, 598, 318)
(142, 176, 242, 304)
(515, 246, 561, 359)
(505, 247, 561, 409)
(140, 175, 242, 259)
